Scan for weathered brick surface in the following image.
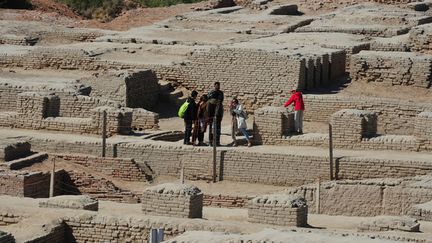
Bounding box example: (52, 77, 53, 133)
(142, 183, 203, 218)
(50, 154, 149, 181)
(350, 51, 432, 88)
(0, 212, 21, 226)
(253, 106, 294, 145)
(281, 94, 432, 135)
(248, 194, 307, 227)
(330, 109, 377, 144)
(0, 170, 63, 198)
(286, 177, 432, 216)
(29, 138, 432, 186)
(154, 47, 306, 111)
(203, 194, 252, 208)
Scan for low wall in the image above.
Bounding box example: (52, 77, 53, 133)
(49, 154, 149, 182)
(286, 176, 432, 217)
(0, 170, 63, 198)
(142, 183, 203, 218)
(248, 194, 308, 227)
(285, 94, 432, 135)
(28, 136, 432, 186)
(350, 51, 432, 88)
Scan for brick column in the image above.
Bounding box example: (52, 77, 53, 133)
(330, 109, 377, 147)
(253, 106, 294, 145)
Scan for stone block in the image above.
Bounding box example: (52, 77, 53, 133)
(142, 183, 203, 218)
(248, 194, 307, 227)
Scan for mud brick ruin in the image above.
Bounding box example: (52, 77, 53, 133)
(142, 183, 203, 218)
(2, 0, 432, 242)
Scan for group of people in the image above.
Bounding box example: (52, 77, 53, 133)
(181, 82, 305, 147)
(181, 82, 252, 147)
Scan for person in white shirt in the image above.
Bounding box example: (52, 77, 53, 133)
(231, 98, 252, 147)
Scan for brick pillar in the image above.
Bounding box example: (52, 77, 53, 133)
(142, 183, 203, 218)
(330, 109, 377, 146)
(17, 92, 59, 129)
(253, 106, 294, 145)
(91, 106, 133, 136)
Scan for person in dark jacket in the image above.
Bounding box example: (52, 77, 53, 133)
(206, 82, 224, 146)
(192, 94, 208, 146)
(184, 90, 198, 145)
(284, 89, 305, 134)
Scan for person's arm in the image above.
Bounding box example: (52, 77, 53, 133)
(284, 95, 294, 107)
(221, 91, 224, 103)
(232, 105, 243, 116)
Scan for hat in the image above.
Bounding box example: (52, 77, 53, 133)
(290, 89, 296, 92)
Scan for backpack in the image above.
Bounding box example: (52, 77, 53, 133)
(178, 100, 190, 118)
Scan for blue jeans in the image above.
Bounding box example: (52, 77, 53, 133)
(239, 128, 250, 141)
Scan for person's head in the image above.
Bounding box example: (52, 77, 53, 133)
(232, 98, 239, 105)
(200, 94, 208, 102)
(290, 89, 297, 94)
(214, 82, 220, 91)
(191, 90, 198, 99)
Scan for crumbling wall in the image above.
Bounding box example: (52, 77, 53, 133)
(0, 49, 145, 71)
(142, 183, 203, 218)
(286, 94, 432, 135)
(253, 106, 294, 145)
(350, 51, 432, 88)
(0, 170, 63, 198)
(248, 194, 307, 226)
(286, 177, 432, 217)
(131, 108, 159, 130)
(409, 23, 432, 53)
(79, 70, 160, 110)
(49, 154, 149, 181)
(62, 170, 140, 203)
(29, 138, 432, 186)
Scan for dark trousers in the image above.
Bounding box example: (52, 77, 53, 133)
(208, 119, 222, 145)
(184, 120, 193, 144)
(198, 130, 205, 143)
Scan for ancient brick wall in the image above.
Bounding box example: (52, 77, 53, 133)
(29, 138, 432, 186)
(79, 70, 160, 111)
(203, 194, 252, 208)
(50, 154, 149, 181)
(286, 177, 432, 217)
(283, 94, 432, 135)
(62, 170, 140, 203)
(142, 183, 203, 218)
(0, 49, 144, 71)
(0, 170, 63, 198)
(350, 51, 432, 88)
(253, 106, 294, 145)
(154, 47, 306, 111)
(248, 195, 308, 227)
(125, 70, 160, 110)
(58, 94, 119, 118)
(131, 108, 159, 130)
(414, 112, 432, 151)
(409, 23, 432, 53)
(0, 34, 37, 46)
(330, 109, 377, 144)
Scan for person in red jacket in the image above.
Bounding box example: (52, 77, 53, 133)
(284, 89, 305, 134)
